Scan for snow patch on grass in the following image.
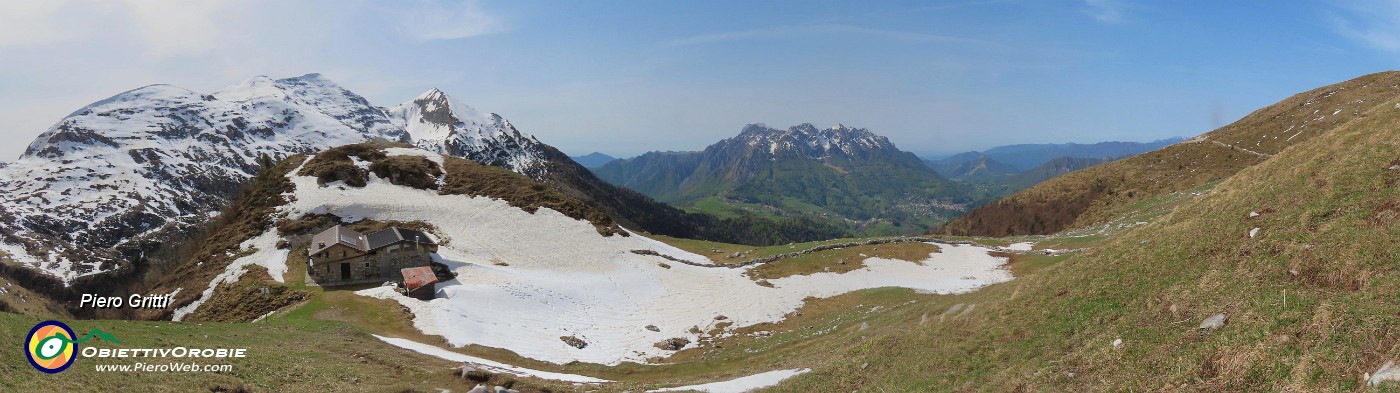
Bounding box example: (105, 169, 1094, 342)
(384, 147, 445, 166)
(649, 368, 811, 393)
(171, 230, 289, 321)
(372, 335, 610, 383)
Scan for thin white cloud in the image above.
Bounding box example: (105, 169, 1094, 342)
(387, 0, 506, 41)
(1327, 0, 1400, 52)
(663, 24, 977, 48)
(1083, 0, 1128, 24)
(120, 0, 240, 57)
(0, 0, 504, 56)
(0, 0, 276, 57)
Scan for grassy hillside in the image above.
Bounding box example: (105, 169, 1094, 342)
(760, 81, 1400, 391)
(940, 71, 1400, 236)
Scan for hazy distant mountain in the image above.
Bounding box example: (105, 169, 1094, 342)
(594, 151, 701, 201)
(976, 138, 1184, 171)
(596, 123, 977, 235)
(571, 152, 618, 168)
(926, 138, 1183, 176)
(1005, 156, 1110, 189)
(925, 153, 1020, 182)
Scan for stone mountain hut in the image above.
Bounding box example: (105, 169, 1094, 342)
(307, 225, 438, 286)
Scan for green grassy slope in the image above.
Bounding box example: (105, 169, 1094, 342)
(0, 311, 474, 392)
(940, 71, 1400, 237)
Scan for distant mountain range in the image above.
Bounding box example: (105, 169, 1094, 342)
(925, 137, 1183, 177)
(921, 138, 1182, 198)
(595, 123, 978, 235)
(570, 152, 618, 168)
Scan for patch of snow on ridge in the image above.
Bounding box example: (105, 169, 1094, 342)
(1007, 242, 1033, 251)
(649, 368, 811, 393)
(384, 147, 446, 166)
(171, 230, 289, 321)
(285, 159, 1012, 365)
(372, 335, 610, 383)
(770, 244, 1012, 295)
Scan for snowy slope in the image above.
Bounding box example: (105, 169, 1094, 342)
(0, 75, 553, 281)
(0, 74, 410, 280)
(226, 148, 1016, 365)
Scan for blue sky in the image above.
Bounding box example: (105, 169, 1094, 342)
(1, 1, 1399, 159)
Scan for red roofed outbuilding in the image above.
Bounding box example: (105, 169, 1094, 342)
(401, 266, 438, 300)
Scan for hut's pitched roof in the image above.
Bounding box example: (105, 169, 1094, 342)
(310, 225, 436, 256)
(310, 225, 367, 255)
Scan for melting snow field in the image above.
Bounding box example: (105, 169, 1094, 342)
(357, 236, 1010, 365)
(318, 161, 1013, 364)
(180, 152, 1013, 370)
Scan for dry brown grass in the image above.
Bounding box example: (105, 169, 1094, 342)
(296, 143, 401, 186)
(370, 155, 443, 190)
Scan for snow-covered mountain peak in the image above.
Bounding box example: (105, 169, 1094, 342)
(389, 88, 547, 176)
(212, 75, 283, 101)
(399, 87, 493, 137)
(416, 86, 448, 101)
(1, 74, 412, 280)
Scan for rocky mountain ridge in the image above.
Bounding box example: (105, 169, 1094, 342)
(0, 74, 562, 280)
